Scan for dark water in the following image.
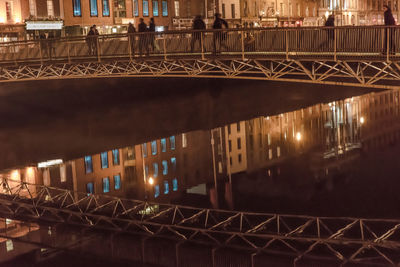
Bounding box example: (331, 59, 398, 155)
(0, 77, 396, 265)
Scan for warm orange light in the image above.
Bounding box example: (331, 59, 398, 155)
(26, 167, 35, 182)
(148, 177, 154, 185)
(10, 170, 20, 181)
(360, 117, 365, 124)
(296, 132, 302, 141)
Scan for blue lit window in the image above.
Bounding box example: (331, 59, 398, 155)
(133, 0, 139, 16)
(103, 177, 110, 193)
(171, 157, 176, 172)
(151, 140, 157, 155)
(170, 136, 175, 150)
(161, 138, 167, 152)
(164, 181, 169, 194)
(145, 165, 149, 179)
(153, 163, 158, 177)
(112, 149, 120, 165)
(86, 182, 94, 194)
(143, 0, 149, 16)
(73, 0, 82, 16)
(101, 152, 108, 169)
(162, 160, 168, 175)
(162, 0, 168, 16)
(102, 0, 110, 16)
(172, 178, 178, 191)
(153, 0, 159, 16)
(155, 185, 160, 198)
(142, 143, 148, 158)
(84, 156, 93, 174)
(114, 174, 121, 190)
(90, 0, 98, 16)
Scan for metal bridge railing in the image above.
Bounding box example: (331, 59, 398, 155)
(0, 26, 399, 65)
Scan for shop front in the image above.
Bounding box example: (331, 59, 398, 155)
(25, 20, 64, 39)
(0, 24, 25, 42)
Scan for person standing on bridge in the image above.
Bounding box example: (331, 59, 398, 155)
(128, 22, 136, 56)
(383, 5, 396, 54)
(191, 15, 206, 53)
(138, 18, 149, 56)
(212, 13, 229, 55)
(318, 14, 334, 50)
(148, 18, 156, 53)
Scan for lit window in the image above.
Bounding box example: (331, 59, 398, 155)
(102, 0, 110, 16)
(277, 146, 281, 157)
(84, 156, 93, 174)
(112, 149, 120, 165)
(103, 177, 110, 193)
(29, 0, 37, 16)
(153, 163, 158, 177)
(161, 138, 167, 152)
(151, 140, 157, 155)
(269, 149, 273, 160)
(114, 174, 121, 190)
(133, 0, 139, 16)
(47, 0, 54, 17)
(174, 0, 179, 16)
(170, 136, 175, 150)
(171, 157, 176, 172)
(90, 0, 98, 16)
(154, 185, 160, 198)
(153, 0, 159, 16)
(164, 181, 169, 194)
(73, 0, 81, 16)
(162, 160, 168, 175)
(86, 182, 94, 194)
(6, 240, 13, 252)
(143, 0, 149, 16)
(182, 133, 187, 148)
(142, 143, 148, 158)
(162, 0, 168, 16)
(172, 178, 178, 191)
(101, 152, 108, 169)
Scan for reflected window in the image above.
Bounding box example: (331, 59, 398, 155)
(161, 138, 167, 152)
(84, 156, 93, 174)
(142, 143, 148, 157)
(182, 133, 187, 148)
(162, 160, 168, 175)
(103, 0, 110, 16)
(155, 185, 160, 198)
(171, 157, 176, 172)
(170, 136, 175, 150)
(60, 165, 67, 183)
(153, 163, 158, 177)
(143, 0, 149, 16)
(145, 165, 149, 179)
(112, 149, 120, 165)
(73, 0, 82, 16)
(114, 174, 121, 190)
(6, 240, 13, 252)
(164, 180, 169, 194)
(153, 0, 159, 16)
(172, 178, 178, 191)
(101, 152, 108, 169)
(90, 0, 98, 16)
(86, 182, 94, 194)
(151, 140, 157, 155)
(103, 177, 110, 193)
(162, 0, 168, 16)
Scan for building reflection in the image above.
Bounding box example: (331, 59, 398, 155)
(1, 90, 399, 212)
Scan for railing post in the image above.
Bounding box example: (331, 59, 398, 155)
(67, 41, 71, 63)
(128, 34, 132, 60)
(163, 36, 167, 60)
(201, 32, 205, 60)
(334, 27, 337, 61)
(285, 29, 289, 60)
(39, 40, 43, 64)
(387, 27, 390, 62)
(241, 30, 245, 60)
(97, 37, 101, 62)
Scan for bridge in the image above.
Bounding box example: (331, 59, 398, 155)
(1, 179, 400, 266)
(0, 26, 400, 89)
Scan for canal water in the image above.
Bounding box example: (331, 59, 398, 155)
(0, 78, 396, 266)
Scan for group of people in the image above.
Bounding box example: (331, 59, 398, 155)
(86, 25, 100, 56)
(39, 31, 56, 59)
(127, 18, 157, 56)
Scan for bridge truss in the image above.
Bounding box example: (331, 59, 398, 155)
(1, 58, 400, 89)
(1, 180, 400, 266)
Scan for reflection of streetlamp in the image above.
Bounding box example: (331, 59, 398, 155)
(360, 116, 365, 124)
(148, 177, 154, 185)
(296, 132, 302, 141)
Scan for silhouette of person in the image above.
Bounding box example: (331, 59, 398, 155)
(128, 22, 136, 55)
(138, 18, 149, 56)
(191, 15, 206, 52)
(212, 13, 229, 54)
(383, 5, 396, 54)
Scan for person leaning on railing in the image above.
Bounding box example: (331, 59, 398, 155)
(128, 22, 136, 55)
(191, 15, 206, 53)
(383, 5, 396, 54)
(318, 14, 334, 50)
(138, 18, 149, 56)
(212, 13, 229, 54)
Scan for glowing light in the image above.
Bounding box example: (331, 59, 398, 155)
(0, 17, 4, 23)
(148, 177, 154, 185)
(10, 170, 20, 181)
(37, 159, 63, 168)
(14, 17, 21, 23)
(296, 132, 302, 141)
(360, 117, 365, 124)
(112, 28, 117, 33)
(325, 11, 329, 18)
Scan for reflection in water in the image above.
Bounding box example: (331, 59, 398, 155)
(1, 90, 400, 218)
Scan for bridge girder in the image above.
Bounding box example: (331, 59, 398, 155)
(1, 59, 400, 89)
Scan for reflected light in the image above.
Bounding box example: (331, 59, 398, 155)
(360, 116, 365, 124)
(148, 177, 154, 185)
(26, 167, 34, 177)
(296, 132, 302, 141)
(10, 170, 20, 181)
